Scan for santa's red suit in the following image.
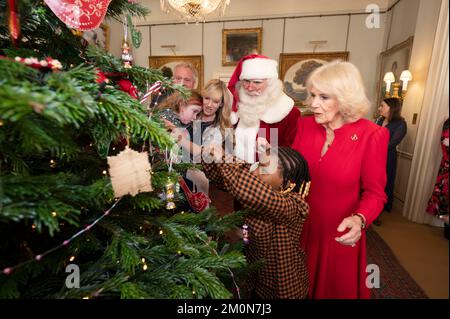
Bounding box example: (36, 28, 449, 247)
(228, 54, 300, 163)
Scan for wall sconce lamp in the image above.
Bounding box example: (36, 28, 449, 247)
(383, 70, 412, 99)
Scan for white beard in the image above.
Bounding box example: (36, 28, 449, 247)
(237, 79, 283, 127)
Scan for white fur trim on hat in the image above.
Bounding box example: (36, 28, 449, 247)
(239, 58, 278, 80)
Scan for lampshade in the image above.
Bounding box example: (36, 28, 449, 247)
(400, 70, 412, 82)
(160, 0, 230, 22)
(383, 72, 395, 83)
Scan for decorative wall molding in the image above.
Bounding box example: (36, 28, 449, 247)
(397, 150, 413, 160)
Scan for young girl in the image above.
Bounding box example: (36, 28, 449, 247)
(158, 90, 203, 128)
(171, 133, 311, 298)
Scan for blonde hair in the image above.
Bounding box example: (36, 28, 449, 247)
(201, 79, 233, 138)
(174, 62, 198, 89)
(306, 60, 371, 121)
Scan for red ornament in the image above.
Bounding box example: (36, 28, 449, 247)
(44, 0, 111, 31)
(7, 0, 21, 46)
(117, 79, 138, 99)
(95, 69, 110, 84)
(178, 177, 210, 213)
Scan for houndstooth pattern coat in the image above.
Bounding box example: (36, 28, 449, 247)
(202, 160, 309, 299)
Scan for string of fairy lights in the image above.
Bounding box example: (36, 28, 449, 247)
(1, 198, 242, 298)
(1, 197, 123, 276)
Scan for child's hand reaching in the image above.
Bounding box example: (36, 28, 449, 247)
(160, 117, 176, 131)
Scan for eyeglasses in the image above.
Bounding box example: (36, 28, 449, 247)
(242, 79, 267, 88)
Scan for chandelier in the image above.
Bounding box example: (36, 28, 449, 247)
(160, 0, 230, 22)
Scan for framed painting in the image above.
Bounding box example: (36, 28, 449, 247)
(279, 51, 349, 113)
(376, 36, 414, 109)
(222, 28, 262, 66)
(148, 55, 204, 89)
(82, 24, 110, 51)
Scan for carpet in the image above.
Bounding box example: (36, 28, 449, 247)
(366, 227, 429, 299)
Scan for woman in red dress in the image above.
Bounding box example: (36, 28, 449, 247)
(291, 61, 389, 299)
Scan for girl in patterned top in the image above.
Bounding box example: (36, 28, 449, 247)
(168, 132, 311, 299)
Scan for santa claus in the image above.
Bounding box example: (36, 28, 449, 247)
(228, 54, 300, 163)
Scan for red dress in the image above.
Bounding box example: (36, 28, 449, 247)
(291, 116, 389, 299)
(426, 118, 449, 216)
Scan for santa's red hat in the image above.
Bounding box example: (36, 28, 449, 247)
(227, 54, 279, 118)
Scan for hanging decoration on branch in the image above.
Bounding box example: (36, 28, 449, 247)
(107, 146, 153, 197)
(44, 0, 111, 31)
(139, 81, 162, 104)
(127, 15, 142, 49)
(163, 148, 177, 210)
(7, 0, 21, 46)
(165, 178, 176, 210)
(121, 17, 133, 68)
(178, 177, 210, 212)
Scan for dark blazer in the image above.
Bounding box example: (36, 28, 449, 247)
(376, 117, 407, 210)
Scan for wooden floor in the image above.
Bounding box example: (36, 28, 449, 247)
(372, 209, 449, 299)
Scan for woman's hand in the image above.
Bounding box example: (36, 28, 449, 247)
(335, 215, 363, 247)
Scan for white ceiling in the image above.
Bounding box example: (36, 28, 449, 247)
(138, 0, 392, 24)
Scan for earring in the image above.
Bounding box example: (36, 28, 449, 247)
(298, 181, 311, 199)
(281, 181, 296, 194)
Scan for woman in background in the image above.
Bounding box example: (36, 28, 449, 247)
(374, 98, 407, 225)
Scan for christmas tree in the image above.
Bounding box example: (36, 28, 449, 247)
(0, 0, 246, 299)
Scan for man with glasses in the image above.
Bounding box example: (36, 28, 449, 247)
(227, 54, 300, 163)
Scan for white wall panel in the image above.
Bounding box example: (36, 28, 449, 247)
(133, 26, 150, 68)
(347, 13, 387, 114)
(261, 19, 285, 62)
(203, 22, 226, 84)
(151, 24, 202, 56)
(283, 16, 349, 53)
(388, 0, 420, 48)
